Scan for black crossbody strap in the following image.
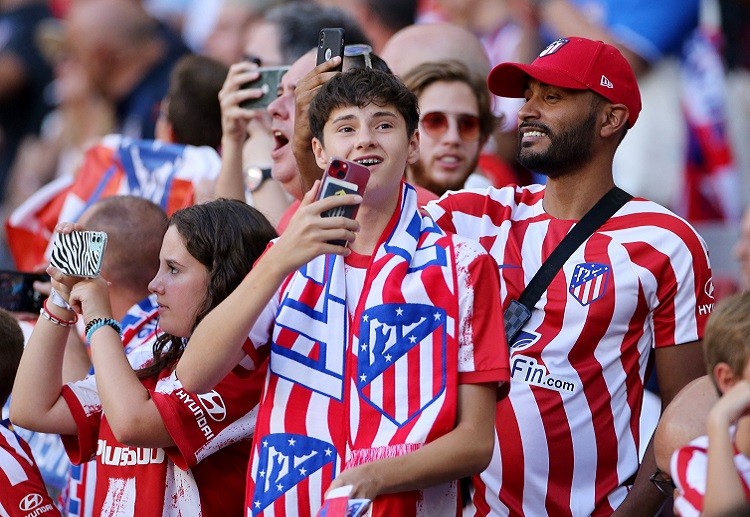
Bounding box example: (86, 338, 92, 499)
(517, 186, 633, 308)
(503, 186, 632, 343)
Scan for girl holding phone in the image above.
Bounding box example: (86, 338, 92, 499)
(11, 199, 277, 516)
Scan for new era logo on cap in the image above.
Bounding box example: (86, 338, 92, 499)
(487, 37, 642, 126)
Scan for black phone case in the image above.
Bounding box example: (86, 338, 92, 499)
(316, 28, 344, 70)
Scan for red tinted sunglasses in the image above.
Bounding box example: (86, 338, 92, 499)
(420, 111, 481, 142)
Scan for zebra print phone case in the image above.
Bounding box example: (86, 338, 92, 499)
(50, 231, 108, 278)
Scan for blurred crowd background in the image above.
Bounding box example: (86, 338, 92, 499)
(1, 0, 749, 290)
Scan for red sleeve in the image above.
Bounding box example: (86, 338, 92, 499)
(0, 427, 61, 516)
(454, 240, 509, 388)
(150, 367, 263, 470)
(60, 382, 101, 465)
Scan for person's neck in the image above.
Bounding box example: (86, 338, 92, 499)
(348, 188, 400, 256)
(542, 167, 615, 220)
(470, 0, 510, 36)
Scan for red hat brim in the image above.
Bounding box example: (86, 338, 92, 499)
(487, 62, 589, 98)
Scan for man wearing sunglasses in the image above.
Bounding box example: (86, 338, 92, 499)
(423, 37, 713, 516)
(402, 60, 498, 196)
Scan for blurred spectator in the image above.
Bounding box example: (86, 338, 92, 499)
(5, 54, 227, 272)
(64, 0, 189, 141)
(734, 207, 750, 292)
(243, 1, 368, 67)
(720, 0, 750, 206)
(403, 60, 509, 195)
(317, 0, 417, 53)
(0, 0, 54, 202)
(201, 0, 278, 66)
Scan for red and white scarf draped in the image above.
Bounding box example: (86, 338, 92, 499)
(272, 182, 460, 440)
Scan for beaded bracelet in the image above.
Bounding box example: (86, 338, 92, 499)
(39, 298, 78, 326)
(85, 317, 122, 344)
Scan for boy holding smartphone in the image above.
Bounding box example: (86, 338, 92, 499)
(176, 67, 509, 516)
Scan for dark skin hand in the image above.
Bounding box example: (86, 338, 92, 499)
(293, 56, 342, 194)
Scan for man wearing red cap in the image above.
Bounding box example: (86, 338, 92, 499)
(424, 37, 713, 516)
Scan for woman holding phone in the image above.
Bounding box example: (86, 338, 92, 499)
(10, 199, 277, 516)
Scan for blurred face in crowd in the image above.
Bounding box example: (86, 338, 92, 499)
(267, 50, 316, 200)
(243, 20, 285, 67)
(203, 4, 257, 66)
(734, 207, 750, 291)
(411, 80, 482, 194)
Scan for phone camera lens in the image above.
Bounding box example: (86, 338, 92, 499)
(336, 170, 345, 179)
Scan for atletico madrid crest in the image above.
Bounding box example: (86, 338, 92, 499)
(568, 262, 610, 306)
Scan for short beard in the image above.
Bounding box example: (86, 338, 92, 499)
(517, 108, 598, 179)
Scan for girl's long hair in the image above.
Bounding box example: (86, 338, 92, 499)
(137, 199, 277, 379)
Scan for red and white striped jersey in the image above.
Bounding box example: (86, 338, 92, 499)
(425, 184, 714, 516)
(61, 295, 160, 517)
(671, 432, 750, 517)
(241, 186, 509, 516)
(0, 421, 60, 516)
(59, 359, 262, 516)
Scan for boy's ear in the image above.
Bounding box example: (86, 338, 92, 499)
(406, 130, 420, 165)
(713, 362, 739, 395)
(312, 137, 329, 170)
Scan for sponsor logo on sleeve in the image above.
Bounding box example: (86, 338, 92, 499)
(20, 493, 55, 517)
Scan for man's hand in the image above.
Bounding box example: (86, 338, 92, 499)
(293, 56, 342, 193)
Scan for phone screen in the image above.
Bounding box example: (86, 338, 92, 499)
(0, 271, 49, 313)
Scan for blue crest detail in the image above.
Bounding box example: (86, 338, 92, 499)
(251, 433, 337, 515)
(568, 262, 611, 306)
(357, 303, 446, 426)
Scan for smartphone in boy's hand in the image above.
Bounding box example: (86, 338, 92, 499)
(316, 158, 369, 218)
(50, 230, 108, 278)
(316, 28, 345, 71)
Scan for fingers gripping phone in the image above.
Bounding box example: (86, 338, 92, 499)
(50, 231, 108, 278)
(0, 270, 49, 313)
(316, 159, 369, 247)
(316, 28, 345, 71)
(240, 66, 290, 109)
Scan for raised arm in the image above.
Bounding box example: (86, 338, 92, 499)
(293, 57, 341, 193)
(703, 380, 750, 516)
(176, 184, 361, 393)
(214, 61, 265, 201)
(9, 286, 80, 435)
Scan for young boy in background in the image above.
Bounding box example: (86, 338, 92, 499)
(0, 308, 60, 516)
(671, 292, 750, 516)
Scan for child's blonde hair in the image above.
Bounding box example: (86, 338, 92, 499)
(703, 291, 750, 389)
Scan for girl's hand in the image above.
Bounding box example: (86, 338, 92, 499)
(68, 276, 113, 323)
(266, 180, 361, 273)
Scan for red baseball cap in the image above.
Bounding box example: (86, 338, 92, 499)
(488, 37, 642, 127)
